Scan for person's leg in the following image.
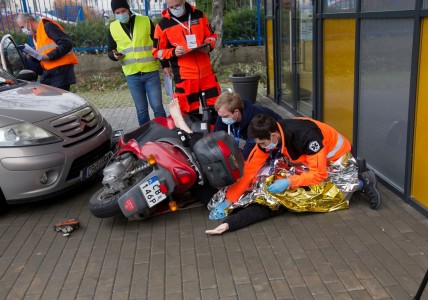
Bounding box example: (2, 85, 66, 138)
(126, 73, 149, 126)
(174, 78, 200, 113)
(144, 71, 166, 118)
(359, 170, 381, 209)
(199, 73, 221, 108)
(169, 99, 192, 133)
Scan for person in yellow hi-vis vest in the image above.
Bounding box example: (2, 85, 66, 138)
(108, 0, 167, 126)
(15, 13, 78, 91)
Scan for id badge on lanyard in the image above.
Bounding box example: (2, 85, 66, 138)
(185, 34, 197, 49)
(172, 14, 197, 49)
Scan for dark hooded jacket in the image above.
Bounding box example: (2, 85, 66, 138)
(214, 99, 282, 159)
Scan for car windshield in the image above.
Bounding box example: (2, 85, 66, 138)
(0, 68, 18, 89)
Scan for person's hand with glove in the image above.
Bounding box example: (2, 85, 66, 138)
(267, 178, 290, 194)
(209, 199, 231, 220)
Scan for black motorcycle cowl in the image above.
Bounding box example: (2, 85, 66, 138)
(193, 131, 244, 188)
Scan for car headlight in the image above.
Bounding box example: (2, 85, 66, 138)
(0, 123, 62, 146)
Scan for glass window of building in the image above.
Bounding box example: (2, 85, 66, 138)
(424, 0, 428, 9)
(358, 18, 413, 191)
(361, 0, 415, 12)
(323, 0, 356, 13)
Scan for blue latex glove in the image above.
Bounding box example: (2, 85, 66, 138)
(267, 179, 290, 193)
(209, 200, 230, 220)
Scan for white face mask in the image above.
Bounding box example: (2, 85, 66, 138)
(265, 137, 278, 150)
(221, 110, 238, 125)
(222, 117, 236, 126)
(21, 23, 34, 36)
(115, 12, 130, 23)
(169, 3, 185, 17)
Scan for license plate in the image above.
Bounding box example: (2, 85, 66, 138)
(140, 176, 167, 208)
(82, 153, 110, 180)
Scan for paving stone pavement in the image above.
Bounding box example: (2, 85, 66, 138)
(0, 97, 427, 300)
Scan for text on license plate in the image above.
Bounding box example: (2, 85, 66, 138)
(140, 176, 167, 208)
(82, 153, 110, 180)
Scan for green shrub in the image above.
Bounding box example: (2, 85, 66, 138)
(62, 20, 108, 49)
(223, 7, 264, 44)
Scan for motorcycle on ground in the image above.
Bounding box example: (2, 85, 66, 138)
(89, 96, 244, 221)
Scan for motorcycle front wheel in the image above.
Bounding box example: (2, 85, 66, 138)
(89, 187, 122, 218)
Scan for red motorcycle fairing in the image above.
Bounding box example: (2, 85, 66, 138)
(116, 138, 143, 158)
(139, 141, 197, 194)
(115, 138, 197, 194)
(152, 116, 176, 129)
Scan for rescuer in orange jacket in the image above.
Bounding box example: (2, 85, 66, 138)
(16, 13, 78, 91)
(207, 114, 382, 233)
(152, 0, 220, 116)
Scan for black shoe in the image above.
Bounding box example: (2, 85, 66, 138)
(356, 158, 368, 173)
(360, 170, 381, 210)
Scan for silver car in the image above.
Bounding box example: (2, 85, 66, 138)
(0, 35, 112, 204)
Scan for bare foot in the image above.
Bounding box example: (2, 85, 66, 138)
(205, 223, 229, 235)
(169, 99, 184, 128)
(169, 99, 192, 133)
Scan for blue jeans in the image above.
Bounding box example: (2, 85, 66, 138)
(126, 71, 166, 125)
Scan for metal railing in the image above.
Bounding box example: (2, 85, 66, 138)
(0, 0, 264, 51)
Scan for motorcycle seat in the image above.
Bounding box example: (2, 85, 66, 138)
(123, 118, 182, 146)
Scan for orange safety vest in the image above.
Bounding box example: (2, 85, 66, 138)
(35, 18, 78, 70)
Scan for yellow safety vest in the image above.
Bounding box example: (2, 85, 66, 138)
(110, 15, 159, 75)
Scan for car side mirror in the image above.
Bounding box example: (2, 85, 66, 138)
(16, 69, 38, 82)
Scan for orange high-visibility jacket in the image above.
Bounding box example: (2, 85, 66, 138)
(35, 18, 78, 70)
(152, 3, 217, 80)
(225, 118, 352, 202)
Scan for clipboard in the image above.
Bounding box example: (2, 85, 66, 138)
(187, 42, 211, 53)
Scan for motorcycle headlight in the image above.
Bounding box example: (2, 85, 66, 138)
(0, 123, 62, 146)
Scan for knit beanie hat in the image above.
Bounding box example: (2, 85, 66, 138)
(111, 0, 130, 12)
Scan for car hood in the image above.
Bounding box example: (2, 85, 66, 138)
(0, 82, 88, 126)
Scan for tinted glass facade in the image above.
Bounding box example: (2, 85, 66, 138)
(266, 0, 428, 213)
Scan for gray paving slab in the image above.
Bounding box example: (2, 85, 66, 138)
(0, 97, 427, 300)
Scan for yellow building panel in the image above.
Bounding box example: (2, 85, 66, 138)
(323, 19, 356, 142)
(266, 19, 275, 97)
(412, 18, 428, 208)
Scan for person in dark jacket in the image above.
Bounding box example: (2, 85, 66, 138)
(214, 92, 283, 159)
(16, 13, 77, 91)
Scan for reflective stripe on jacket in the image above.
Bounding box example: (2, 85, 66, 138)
(225, 118, 351, 202)
(36, 18, 78, 70)
(110, 15, 158, 75)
